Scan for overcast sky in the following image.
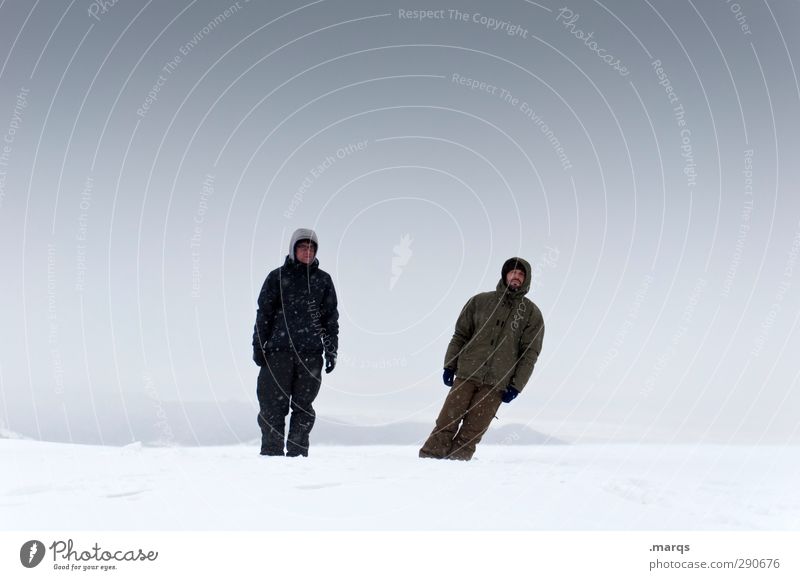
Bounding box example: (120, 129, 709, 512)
(1, 0, 799, 445)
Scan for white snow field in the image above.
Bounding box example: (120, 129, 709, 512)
(2, 440, 798, 531)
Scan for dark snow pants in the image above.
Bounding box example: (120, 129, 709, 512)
(256, 351, 323, 456)
(419, 378, 504, 461)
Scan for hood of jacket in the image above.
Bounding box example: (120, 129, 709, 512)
(287, 227, 320, 267)
(288, 228, 319, 262)
(496, 256, 532, 296)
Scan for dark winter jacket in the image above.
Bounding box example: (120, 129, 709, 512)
(252, 254, 339, 358)
(444, 257, 544, 391)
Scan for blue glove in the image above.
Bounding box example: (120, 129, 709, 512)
(442, 368, 455, 387)
(501, 385, 519, 404)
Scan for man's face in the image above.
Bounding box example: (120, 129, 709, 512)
(506, 268, 525, 290)
(295, 241, 316, 265)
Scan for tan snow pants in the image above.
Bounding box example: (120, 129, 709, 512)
(419, 378, 503, 461)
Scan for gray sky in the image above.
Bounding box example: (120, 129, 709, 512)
(1, 0, 799, 444)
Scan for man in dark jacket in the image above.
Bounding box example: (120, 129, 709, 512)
(253, 228, 339, 456)
(419, 257, 544, 461)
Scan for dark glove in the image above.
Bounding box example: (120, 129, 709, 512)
(325, 354, 336, 374)
(442, 368, 455, 387)
(253, 348, 266, 367)
(501, 385, 519, 404)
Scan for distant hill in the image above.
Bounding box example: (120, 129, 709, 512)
(0, 423, 26, 440)
(313, 420, 567, 446)
(1, 397, 566, 446)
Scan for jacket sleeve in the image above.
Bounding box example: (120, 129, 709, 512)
(511, 306, 545, 391)
(320, 275, 339, 356)
(252, 272, 279, 351)
(443, 297, 475, 371)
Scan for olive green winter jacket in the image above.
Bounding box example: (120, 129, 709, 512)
(444, 257, 545, 391)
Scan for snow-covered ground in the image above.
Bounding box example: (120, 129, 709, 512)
(2, 440, 798, 530)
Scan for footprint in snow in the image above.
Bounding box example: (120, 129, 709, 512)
(602, 478, 669, 506)
(5, 484, 54, 496)
(105, 489, 148, 499)
(295, 483, 342, 490)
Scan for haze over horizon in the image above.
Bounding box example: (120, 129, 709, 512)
(1, 0, 799, 446)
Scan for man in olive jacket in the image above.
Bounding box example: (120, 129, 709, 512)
(252, 228, 339, 457)
(419, 257, 544, 460)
